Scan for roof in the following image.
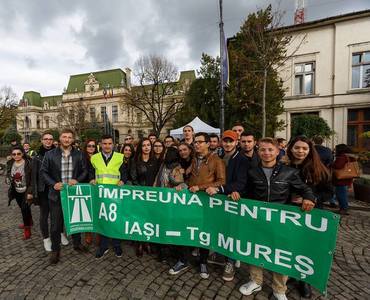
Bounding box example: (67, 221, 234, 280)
(65, 68, 127, 93)
(21, 91, 62, 107)
(277, 9, 370, 33)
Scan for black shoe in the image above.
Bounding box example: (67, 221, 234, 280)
(114, 246, 123, 258)
(73, 244, 89, 253)
(298, 281, 312, 298)
(95, 248, 109, 259)
(49, 251, 60, 265)
(329, 202, 337, 208)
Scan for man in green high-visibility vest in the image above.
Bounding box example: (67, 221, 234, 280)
(90, 134, 127, 259)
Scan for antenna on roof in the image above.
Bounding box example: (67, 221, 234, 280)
(294, 0, 305, 24)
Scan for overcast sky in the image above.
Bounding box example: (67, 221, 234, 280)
(1, 0, 369, 98)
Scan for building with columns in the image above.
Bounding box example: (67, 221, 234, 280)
(276, 10, 370, 151)
(16, 68, 195, 142)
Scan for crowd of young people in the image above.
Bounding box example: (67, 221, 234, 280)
(5, 124, 355, 300)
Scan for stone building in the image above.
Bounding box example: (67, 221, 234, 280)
(276, 10, 370, 151)
(16, 68, 195, 142)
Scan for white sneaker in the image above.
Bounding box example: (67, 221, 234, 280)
(61, 233, 69, 246)
(273, 292, 288, 300)
(43, 238, 52, 252)
(239, 280, 262, 296)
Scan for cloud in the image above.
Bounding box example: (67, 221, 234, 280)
(0, 0, 369, 97)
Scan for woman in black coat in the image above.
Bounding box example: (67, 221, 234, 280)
(6, 146, 33, 240)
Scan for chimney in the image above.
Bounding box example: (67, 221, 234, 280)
(124, 67, 132, 90)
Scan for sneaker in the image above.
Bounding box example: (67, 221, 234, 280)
(114, 246, 123, 258)
(239, 281, 262, 296)
(95, 248, 109, 259)
(273, 292, 288, 300)
(169, 260, 189, 275)
(235, 260, 241, 268)
(191, 248, 199, 257)
(207, 252, 226, 266)
(43, 238, 52, 252)
(61, 233, 69, 246)
(49, 251, 60, 265)
(199, 263, 209, 279)
(222, 262, 235, 281)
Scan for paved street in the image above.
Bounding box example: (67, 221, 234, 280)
(0, 178, 369, 300)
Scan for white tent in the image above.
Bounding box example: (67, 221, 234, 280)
(170, 117, 220, 139)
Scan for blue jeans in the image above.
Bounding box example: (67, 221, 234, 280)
(335, 185, 349, 210)
(100, 235, 121, 250)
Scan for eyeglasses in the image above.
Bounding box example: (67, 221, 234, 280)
(12, 152, 22, 156)
(87, 144, 96, 148)
(125, 137, 133, 141)
(194, 140, 206, 145)
(154, 145, 163, 147)
(43, 138, 53, 141)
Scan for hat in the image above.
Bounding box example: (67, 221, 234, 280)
(222, 130, 238, 141)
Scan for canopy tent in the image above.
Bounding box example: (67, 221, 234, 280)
(170, 117, 220, 139)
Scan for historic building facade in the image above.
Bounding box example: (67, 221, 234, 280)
(276, 10, 370, 151)
(16, 68, 195, 142)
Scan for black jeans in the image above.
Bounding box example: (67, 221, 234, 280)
(49, 197, 81, 252)
(14, 192, 32, 226)
(39, 191, 50, 238)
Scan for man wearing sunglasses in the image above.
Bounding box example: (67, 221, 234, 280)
(32, 131, 60, 252)
(124, 135, 134, 145)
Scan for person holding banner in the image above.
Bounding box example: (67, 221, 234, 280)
(130, 138, 160, 257)
(205, 129, 248, 282)
(41, 128, 89, 265)
(239, 137, 316, 300)
(169, 132, 225, 279)
(285, 136, 332, 298)
(90, 134, 127, 259)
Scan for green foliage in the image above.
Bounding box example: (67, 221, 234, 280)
(48, 129, 60, 141)
(29, 131, 41, 142)
(174, 6, 288, 135)
(81, 128, 102, 142)
(291, 115, 334, 139)
(2, 127, 21, 144)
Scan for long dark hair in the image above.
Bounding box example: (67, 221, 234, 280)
(134, 138, 153, 162)
(153, 140, 165, 161)
(287, 136, 330, 185)
(335, 144, 352, 156)
(121, 143, 135, 163)
(83, 139, 97, 159)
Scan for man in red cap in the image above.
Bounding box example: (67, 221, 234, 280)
(206, 129, 249, 281)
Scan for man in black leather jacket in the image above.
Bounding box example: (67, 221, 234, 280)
(41, 129, 88, 264)
(239, 138, 316, 300)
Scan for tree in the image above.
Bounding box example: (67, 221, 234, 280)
(0, 86, 18, 132)
(126, 55, 182, 136)
(29, 131, 41, 142)
(81, 128, 102, 141)
(55, 102, 91, 138)
(227, 5, 305, 136)
(291, 114, 334, 139)
(2, 126, 21, 144)
(173, 53, 221, 128)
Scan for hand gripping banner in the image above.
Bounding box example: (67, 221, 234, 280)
(61, 184, 340, 294)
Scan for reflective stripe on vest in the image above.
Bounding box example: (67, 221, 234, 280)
(91, 152, 124, 185)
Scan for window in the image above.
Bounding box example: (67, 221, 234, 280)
(37, 118, 41, 129)
(45, 117, 49, 129)
(137, 112, 142, 123)
(347, 108, 370, 150)
(294, 62, 315, 95)
(351, 51, 370, 89)
(101, 106, 106, 121)
(112, 105, 118, 123)
(89, 107, 96, 122)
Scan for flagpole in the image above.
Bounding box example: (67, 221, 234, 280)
(219, 0, 225, 134)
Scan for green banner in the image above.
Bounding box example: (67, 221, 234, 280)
(61, 184, 339, 294)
